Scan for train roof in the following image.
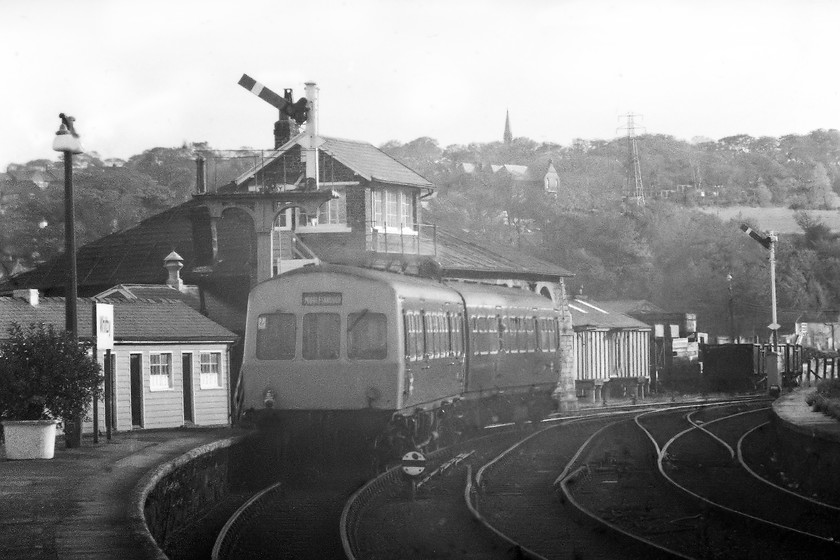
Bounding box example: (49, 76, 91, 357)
(451, 281, 559, 311)
(255, 265, 559, 310)
(256, 264, 459, 298)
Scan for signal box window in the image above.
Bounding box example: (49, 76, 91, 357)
(303, 313, 340, 360)
(348, 311, 387, 359)
(257, 313, 296, 360)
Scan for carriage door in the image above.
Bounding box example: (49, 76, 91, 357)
(130, 354, 144, 428)
(182, 353, 194, 424)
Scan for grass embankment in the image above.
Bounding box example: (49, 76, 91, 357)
(805, 378, 840, 421)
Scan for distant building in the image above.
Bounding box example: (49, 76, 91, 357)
(568, 297, 652, 385)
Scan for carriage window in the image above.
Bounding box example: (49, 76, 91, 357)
(348, 312, 387, 359)
(497, 316, 506, 351)
(437, 314, 448, 356)
(526, 317, 537, 352)
(414, 314, 424, 358)
(511, 317, 522, 351)
(257, 313, 296, 360)
(425, 313, 437, 358)
(450, 313, 463, 356)
(303, 313, 340, 360)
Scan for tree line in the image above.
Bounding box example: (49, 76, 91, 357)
(3, 129, 840, 338)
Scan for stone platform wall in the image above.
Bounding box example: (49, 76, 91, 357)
(133, 433, 274, 559)
(770, 390, 840, 499)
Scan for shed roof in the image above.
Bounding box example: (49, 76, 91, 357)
(0, 296, 237, 342)
(94, 283, 245, 334)
(596, 300, 666, 316)
(568, 298, 651, 330)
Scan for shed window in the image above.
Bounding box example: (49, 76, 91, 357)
(348, 311, 387, 359)
(199, 352, 222, 389)
(149, 353, 172, 391)
(257, 313, 296, 360)
(303, 313, 340, 360)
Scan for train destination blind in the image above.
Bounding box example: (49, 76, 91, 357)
(302, 292, 342, 306)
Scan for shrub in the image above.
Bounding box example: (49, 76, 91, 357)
(816, 378, 840, 399)
(0, 323, 102, 422)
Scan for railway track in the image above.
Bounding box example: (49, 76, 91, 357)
(214, 396, 837, 560)
(558, 400, 840, 559)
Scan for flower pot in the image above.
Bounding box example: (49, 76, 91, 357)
(1, 420, 58, 460)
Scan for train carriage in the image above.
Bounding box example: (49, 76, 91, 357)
(240, 264, 565, 455)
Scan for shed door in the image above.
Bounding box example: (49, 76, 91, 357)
(182, 353, 194, 423)
(130, 354, 143, 428)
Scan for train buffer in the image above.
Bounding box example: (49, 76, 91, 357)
(417, 450, 475, 488)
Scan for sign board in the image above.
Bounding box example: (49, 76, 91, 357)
(302, 292, 342, 306)
(401, 451, 426, 478)
(95, 303, 114, 350)
(654, 324, 665, 338)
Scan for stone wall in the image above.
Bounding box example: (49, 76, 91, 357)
(770, 391, 840, 499)
(137, 434, 268, 557)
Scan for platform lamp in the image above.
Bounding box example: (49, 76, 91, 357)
(52, 113, 83, 341)
(53, 114, 85, 447)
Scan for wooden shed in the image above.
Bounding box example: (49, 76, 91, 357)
(568, 298, 652, 400)
(0, 291, 238, 431)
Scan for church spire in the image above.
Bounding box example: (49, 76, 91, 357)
(504, 109, 512, 144)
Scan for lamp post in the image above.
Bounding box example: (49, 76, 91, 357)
(52, 114, 83, 341)
(727, 273, 735, 343)
(53, 114, 85, 447)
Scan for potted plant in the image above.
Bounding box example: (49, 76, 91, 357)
(0, 323, 102, 459)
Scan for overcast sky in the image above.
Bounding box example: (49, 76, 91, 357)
(2, 0, 838, 170)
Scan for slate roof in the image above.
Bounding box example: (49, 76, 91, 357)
(0, 296, 237, 342)
(320, 136, 433, 188)
(434, 229, 572, 280)
(233, 135, 433, 189)
(597, 300, 666, 316)
(94, 284, 245, 334)
(568, 298, 651, 330)
(1, 202, 199, 291)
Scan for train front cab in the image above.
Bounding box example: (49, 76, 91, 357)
(242, 269, 408, 448)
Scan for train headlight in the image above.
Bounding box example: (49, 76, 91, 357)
(264, 388, 276, 409)
(366, 386, 382, 407)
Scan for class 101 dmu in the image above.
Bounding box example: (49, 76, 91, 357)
(238, 264, 566, 458)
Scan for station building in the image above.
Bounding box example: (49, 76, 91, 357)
(0, 288, 237, 430)
(0, 82, 581, 413)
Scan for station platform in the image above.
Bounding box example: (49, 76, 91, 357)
(773, 386, 840, 442)
(0, 427, 236, 560)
